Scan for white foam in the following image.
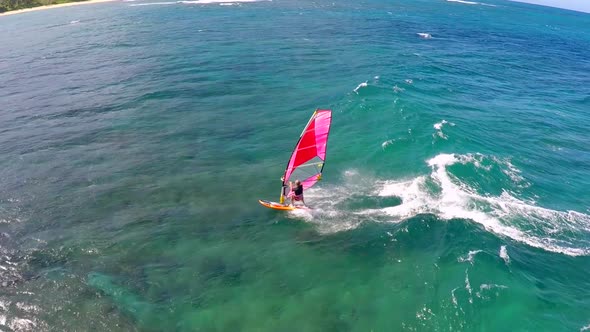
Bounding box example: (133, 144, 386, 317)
(417, 33, 432, 39)
(447, 0, 478, 4)
(458, 250, 482, 265)
(433, 120, 447, 131)
(495, 156, 525, 184)
(479, 283, 507, 291)
(15, 303, 39, 313)
(433, 120, 455, 140)
(0, 300, 9, 311)
(499, 245, 510, 265)
(464, 269, 473, 304)
(476, 283, 508, 299)
(405, 79, 413, 84)
(415, 306, 434, 321)
(353, 81, 368, 94)
(373, 153, 590, 256)
(446, 0, 496, 6)
(381, 139, 395, 149)
(287, 154, 590, 256)
(69, 20, 80, 24)
(581, 323, 590, 331)
(286, 169, 381, 233)
(8, 318, 36, 331)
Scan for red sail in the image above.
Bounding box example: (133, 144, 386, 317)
(283, 109, 332, 190)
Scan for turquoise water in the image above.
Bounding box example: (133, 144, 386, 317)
(1, 0, 590, 330)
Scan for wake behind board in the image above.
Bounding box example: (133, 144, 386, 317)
(258, 200, 307, 211)
(259, 109, 332, 211)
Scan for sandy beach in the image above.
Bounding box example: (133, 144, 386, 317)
(0, 0, 116, 16)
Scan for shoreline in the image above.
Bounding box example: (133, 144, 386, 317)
(0, 0, 116, 17)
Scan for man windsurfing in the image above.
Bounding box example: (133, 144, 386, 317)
(287, 180, 305, 207)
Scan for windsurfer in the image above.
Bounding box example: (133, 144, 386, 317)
(287, 180, 305, 206)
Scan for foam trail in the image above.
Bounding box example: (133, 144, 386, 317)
(285, 169, 383, 234)
(373, 153, 590, 256)
(288, 154, 590, 256)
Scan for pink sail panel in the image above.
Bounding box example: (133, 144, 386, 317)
(283, 109, 332, 190)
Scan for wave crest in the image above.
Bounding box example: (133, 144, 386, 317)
(302, 154, 589, 256)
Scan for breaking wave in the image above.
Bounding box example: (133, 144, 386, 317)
(297, 153, 590, 256)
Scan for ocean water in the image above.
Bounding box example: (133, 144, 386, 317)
(1, 0, 590, 330)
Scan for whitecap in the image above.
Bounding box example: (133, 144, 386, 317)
(458, 250, 483, 265)
(417, 33, 432, 39)
(371, 153, 590, 256)
(381, 139, 395, 149)
(286, 154, 590, 257)
(353, 81, 368, 94)
(479, 284, 508, 291)
(499, 245, 510, 265)
(476, 283, 508, 299)
(8, 318, 36, 331)
(433, 119, 454, 140)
